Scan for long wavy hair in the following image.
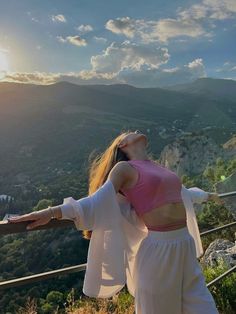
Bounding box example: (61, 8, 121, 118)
(82, 129, 133, 240)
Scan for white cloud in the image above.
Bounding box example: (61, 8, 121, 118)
(90, 41, 169, 73)
(2, 71, 60, 85)
(188, 58, 204, 69)
(1, 70, 117, 85)
(51, 14, 67, 23)
(117, 58, 206, 87)
(148, 18, 207, 43)
(105, 17, 137, 38)
(105, 16, 208, 44)
(177, 0, 236, 21)
(31, 17, 39, 23)
(1, 50, 206, 88)
(26, 11, 40, 23)
(105, 1, 236, 44)
(215, 61, 236, 73)
(57, 35, 87, 46)
(76, 24, 93, 33)
(93, 36, 107, 43)
(177, 4, 208, 20)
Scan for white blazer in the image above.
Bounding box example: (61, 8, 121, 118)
(59, 179, 209, 298)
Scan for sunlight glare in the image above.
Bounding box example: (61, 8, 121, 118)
(0, 50, 9, 79)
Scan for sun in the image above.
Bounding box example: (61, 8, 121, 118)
(0, 50, 9, 79)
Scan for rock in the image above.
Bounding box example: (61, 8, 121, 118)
(158, 134, 224, 176)
(158, 133, 236, 177)
(223, 135, 236, 159)
(202, 238, 236, 268)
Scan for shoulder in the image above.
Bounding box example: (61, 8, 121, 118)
(109, 161, 137, 179)
(107, 161, 136, 193)
(111, 161, 134, 173)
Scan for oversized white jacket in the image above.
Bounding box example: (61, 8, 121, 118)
(59, 179, 209, 298)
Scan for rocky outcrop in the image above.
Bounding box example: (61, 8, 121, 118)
(158, 133, 236, 178)
(201, 238, 236, 268)
(223, 135, 236, 159)
(158, 133, 224, 176)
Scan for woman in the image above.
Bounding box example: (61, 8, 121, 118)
(8, 130, 222, 313)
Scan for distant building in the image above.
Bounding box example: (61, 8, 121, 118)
(0, 195, 14, 202)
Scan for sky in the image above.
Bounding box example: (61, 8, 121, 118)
(0, 0, 236, 87)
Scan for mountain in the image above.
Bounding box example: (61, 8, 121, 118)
(0, 79, 235, 196)
(0, 79, 235, 313)
(164, 77, 236, 102)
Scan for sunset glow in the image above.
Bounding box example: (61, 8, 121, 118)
(0, 50, 9, 79)
(0, 1, 235, 86)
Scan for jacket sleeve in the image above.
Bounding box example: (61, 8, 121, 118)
(59, 195, 95, 230)
(187, 186, 209, 204)
(58, 179, 115, 231)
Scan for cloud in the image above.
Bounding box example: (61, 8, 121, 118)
(105, 1, 236, 44)
(90, 41, 169, 73)
(76, 24, 93, 33)
(1, 57, 206, 87)
(2, 71, 60, 85)
(177, 0, 236, 21)
(117, 58, 206, 87)
(215, 61, 236, 73)
(57, 35, 87, 46)
(93, 36, 107, 43)
(105, 17, 137, 38)
(26, 11, 40, 23)
(51, 14, 67, 23)
(31, 17, 39, 23)
(1, 40, 206, 89)
(1, 70, 117, 85)
(105, 16, 208, 44)
(147, 18, 207, 43)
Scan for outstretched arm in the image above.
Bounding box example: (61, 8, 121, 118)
(7, 161, 131, 230)
(186, 186, 224, 205)
(58, 160, 132, 220)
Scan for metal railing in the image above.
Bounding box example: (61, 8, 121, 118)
(0, 190, 235, 291)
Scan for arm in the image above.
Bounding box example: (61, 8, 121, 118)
(187, 186, 209, 204)
(7, 161, 132, 230)
(186, 186, 224, 205)
(57, 160, 131, 220)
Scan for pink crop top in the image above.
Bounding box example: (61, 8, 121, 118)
(119, 159, 183, 217)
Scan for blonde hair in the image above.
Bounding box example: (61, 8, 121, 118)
(82, 130, 131, 240)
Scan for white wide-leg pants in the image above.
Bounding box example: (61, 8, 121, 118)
(133, 226, 219, 314)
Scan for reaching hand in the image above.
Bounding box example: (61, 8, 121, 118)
(208, 192, 225, 205)
(7, 208, 52, 230)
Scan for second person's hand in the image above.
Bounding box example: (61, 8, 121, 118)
(7, 207, 52, 230)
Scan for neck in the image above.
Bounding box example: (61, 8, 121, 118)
(129, 153, 149, 161)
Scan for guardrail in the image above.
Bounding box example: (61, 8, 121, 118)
(0, 190, 235, 290)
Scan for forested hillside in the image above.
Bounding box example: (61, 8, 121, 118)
(0, 79, 235, 313)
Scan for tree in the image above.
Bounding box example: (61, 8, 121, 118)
(32, 199, 52, 212)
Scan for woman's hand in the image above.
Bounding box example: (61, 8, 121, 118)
(208, 192, 225, 205)
(7, 207, 52, 230)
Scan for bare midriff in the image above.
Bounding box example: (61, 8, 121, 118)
(141, 201, 187, 231)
